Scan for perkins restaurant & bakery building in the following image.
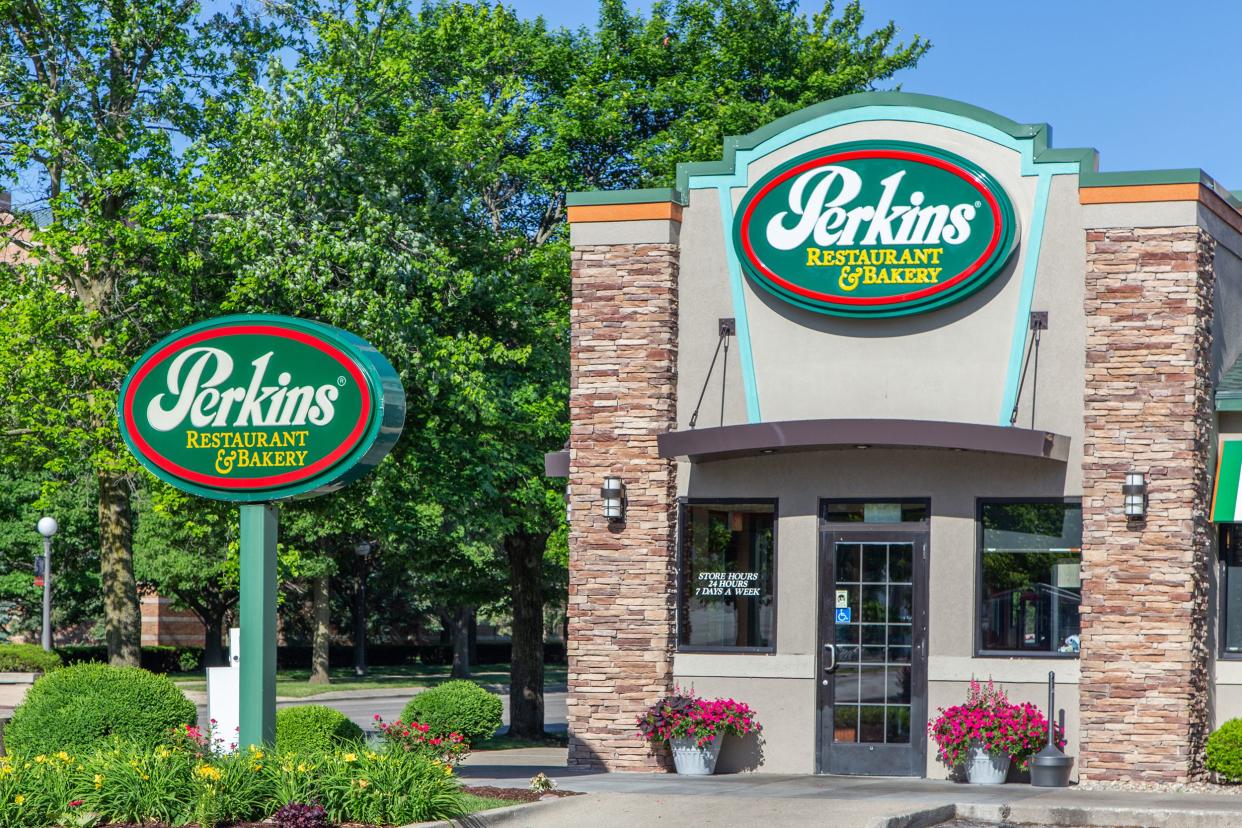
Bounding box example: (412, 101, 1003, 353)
(552, 93, 1242, 781)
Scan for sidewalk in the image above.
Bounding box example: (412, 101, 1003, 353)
(457, 749, 1242, 827)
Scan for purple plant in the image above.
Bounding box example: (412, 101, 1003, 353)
(273, 802, 329, 828)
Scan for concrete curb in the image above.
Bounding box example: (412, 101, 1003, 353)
(863, 804, 955, 828)
(405, 797, 570, 828)
(868, 802, 1242, 828)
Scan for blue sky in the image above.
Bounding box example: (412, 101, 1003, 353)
(512, 0, 1242, 185)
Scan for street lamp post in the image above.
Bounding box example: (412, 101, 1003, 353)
(353, 541, 373, 676)
(36, 516, 57, 651)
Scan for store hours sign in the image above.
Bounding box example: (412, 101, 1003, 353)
(119, 315, 405, 502)
(733, 140, 1018, 317)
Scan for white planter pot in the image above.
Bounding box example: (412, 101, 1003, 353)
(965, 741, 1010, 784)
(669, 735, 723, 775)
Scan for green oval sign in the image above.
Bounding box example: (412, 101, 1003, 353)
(733, 141, 1018, 317)
(118, 315, 405, 502)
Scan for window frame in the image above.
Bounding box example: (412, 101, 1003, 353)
(974, 496, 1082, 660)
(1218, 524, 1242, 660)
(675, 496, 779, 655)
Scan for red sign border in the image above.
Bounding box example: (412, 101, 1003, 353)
(121, 325, 373, 490)
(737, 148, 1004, 308)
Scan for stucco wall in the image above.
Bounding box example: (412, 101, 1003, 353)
(676, 120, 1086, 472)
(674, 448, 1075, 775)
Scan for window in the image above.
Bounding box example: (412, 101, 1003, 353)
(1221, 526, 1242, 655)
(677, 501, 775, 651)
(978, 500, 1082, 656)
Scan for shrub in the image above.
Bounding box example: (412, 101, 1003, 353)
(373, 715, 469, 765)
(1207, 718, 1242, 781)
(0, 742, 466, 828)
(5, 663, 196, 754)
(401, 681, 502, 745)
(0, 643, 61, 674)
(273, 802, 328, 828)
(275, 706, 363, 755)
(313, 749, 464, 825)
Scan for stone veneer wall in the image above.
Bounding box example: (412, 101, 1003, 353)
(566, 242, 679, 770)
(1080, 226, 1215, 782)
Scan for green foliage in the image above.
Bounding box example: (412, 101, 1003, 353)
(5, 664, 196, 754)
(274, 706, 364, 755)
(0, 644, 61, 674)
(401, 681, 502, 744)
(1207, 718, 1242, 781)
(0, 743, 465, 828)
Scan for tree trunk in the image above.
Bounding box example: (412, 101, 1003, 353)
(467, 611, 477, 666)
(309, 574, 331, 684)
(507, 532, 546, 739)
(450, 606, 472, 679)
(203, 616, 226, 667)
(99, 472, 140, 666)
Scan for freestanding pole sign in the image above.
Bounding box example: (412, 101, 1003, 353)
(118, 315, 405, 748)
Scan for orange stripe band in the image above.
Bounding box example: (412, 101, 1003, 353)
(567, 202, 683, 224)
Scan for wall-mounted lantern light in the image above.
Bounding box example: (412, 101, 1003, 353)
(601, 476, 625, 522)
(1123, 471, 1147, 519)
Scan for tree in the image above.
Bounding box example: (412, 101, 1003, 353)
(374, 0, 927, 738)
(200, 0, 926, 736)
(0, 472, 100, 643)
(133, 482, 306, 665)
(0, 0, 282, 664)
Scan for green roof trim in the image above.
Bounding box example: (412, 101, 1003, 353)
(566, 188, 682, 206)
(566, 91, 1239, 208)
(1218, 397, 1242, 412)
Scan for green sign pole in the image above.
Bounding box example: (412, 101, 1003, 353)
(239, 503, 278, 748)
(117, 315, 405, 752)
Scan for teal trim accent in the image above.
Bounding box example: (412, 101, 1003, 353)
(1080, 168, 1205, 187)
(567, 188, 682, 206)
(717, 187, 761, 423)
(1217, 397, 1242, 412)
(569, 92, 1242, 205)
(239, 503, 277, 749)
(685, 105, 1080, 195)
(679, 98, 1076, 427)
(998, 172, 1054, 425)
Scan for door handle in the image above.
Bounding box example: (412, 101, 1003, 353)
(823, 643, 836, 673)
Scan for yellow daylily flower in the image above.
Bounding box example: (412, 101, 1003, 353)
(13, 795, 23, 805)
(343, 753, 357, 763)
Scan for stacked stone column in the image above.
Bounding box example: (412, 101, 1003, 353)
(1080, 226, 1215, 782)
(565, 242, 678, 770)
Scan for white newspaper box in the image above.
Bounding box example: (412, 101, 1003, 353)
(206, 627, 241, 753)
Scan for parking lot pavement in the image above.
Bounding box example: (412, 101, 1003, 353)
(194, 685, 568, 735)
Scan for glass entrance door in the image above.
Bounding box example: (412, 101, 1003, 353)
(818, 526, 928, 776)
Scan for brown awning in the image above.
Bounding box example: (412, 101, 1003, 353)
(657, 419, 1069, 464)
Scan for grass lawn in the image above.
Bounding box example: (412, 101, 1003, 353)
(459, 793, 523, 814)
(473, 731, 569, 751)
(174, 662, 568, 698)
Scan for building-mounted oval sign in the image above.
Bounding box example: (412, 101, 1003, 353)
(733, 140, 1018, 317)
(118, 315, 405, 502)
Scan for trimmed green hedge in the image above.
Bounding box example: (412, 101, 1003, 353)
(0, 643, 61, 673)
(5, 663, 196, 754)
(1207, 718, 1242, 781)
(401, 680, 502, 745)
(275, 705, 364, 754)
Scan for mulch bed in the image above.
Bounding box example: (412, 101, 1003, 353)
(462, 784, 582, 803)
